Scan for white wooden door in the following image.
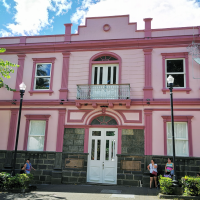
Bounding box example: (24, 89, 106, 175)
(91, 64, 119, 99)
(87, 128, 118, 184)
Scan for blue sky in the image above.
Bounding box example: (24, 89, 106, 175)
(0, 0, 200, 37)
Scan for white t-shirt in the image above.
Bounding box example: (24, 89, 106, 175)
(149, 163, 157, 173)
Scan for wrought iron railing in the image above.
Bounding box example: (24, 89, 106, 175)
(77, 84, 130, 100)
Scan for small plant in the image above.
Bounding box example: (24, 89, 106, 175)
(181, 176, 200, 196)
(0, 172, 33, 191)
(0, 172, 10, 190)
(159, 175, 173, 194)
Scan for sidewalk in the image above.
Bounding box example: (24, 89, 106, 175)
(0, 184, 164, 200)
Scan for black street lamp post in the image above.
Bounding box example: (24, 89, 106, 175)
(12, 82, 26, 176)
(167, 75, 177, 184)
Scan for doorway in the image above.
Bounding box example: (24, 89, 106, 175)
(87, 128, 118, 184)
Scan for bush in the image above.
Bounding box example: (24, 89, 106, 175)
(181, 176, 200, 196)
(159, 175, 173, 194)
(0, 172, 10, 190)
(0, 172, 33, 190)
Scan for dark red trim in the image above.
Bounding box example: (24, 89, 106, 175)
(59, 52, 70, 100)
(7, 110, 18, 150)
(13, 54, 26, 100)
(56, 109, 66, 152)
(64, 125, 145, 129)
(84, 128, 89, 153)
(118, 128, 122, 154)
(144, 109, 153, 155)
(143, 48, 153, 99)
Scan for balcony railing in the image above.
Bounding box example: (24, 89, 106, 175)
(77, 84, 130, 100)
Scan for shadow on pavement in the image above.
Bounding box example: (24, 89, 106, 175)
(0, 192, 67, 200)
(35, 184, 159, 196)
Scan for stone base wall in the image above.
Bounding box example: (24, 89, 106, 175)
(61, 153, 88, 184)
(117, 154, 144, 186)
(0, 151, 56, 184)
(1, 150, 200, 186)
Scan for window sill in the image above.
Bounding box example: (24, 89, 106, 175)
(29, 90, 54, 96)
(162, 88, 191, 94)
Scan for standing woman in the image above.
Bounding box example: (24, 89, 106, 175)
(24, 159, 35, 174)
(147, 159, 158, 189)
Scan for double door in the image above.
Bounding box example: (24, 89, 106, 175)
(87, 128, 118, 184)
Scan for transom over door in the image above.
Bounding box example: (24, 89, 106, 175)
(87, 128, 118, 184)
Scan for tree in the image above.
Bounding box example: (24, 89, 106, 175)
(0, 48, 19, 91)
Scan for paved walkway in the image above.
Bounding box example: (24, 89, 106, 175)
(0, 184, 165, 200)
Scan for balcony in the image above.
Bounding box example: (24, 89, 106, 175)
(77, 84, 130, 100)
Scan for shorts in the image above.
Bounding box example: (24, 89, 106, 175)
(150, 173, 157, 177)
(26, 170, 30, 174)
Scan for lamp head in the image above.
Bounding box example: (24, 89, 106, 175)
(167, 75, 174, 85)
(19, 82, 26, 91)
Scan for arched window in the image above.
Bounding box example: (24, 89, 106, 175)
(91, 116, 118, 125)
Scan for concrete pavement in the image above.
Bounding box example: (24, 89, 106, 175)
(0, 184, 165, 200)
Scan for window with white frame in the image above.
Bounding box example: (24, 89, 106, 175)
(34, 63, 51, 90)
(27, 120, 46, 151)
(165, 59, 185, 88)
(167, 122, 189, 156)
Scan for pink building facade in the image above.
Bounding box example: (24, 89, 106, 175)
(0, 15, 200, 186)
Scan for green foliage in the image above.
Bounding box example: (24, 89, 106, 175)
(159, 175, 173, 194)
(0, 48, 19, 91)
(0, 48, 6, 53)
(0, 172, 33, 190)
(181, 176, 200, 196)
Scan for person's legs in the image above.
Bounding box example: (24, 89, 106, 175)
(150, 177, 153, 188)
(154, 176, 157, 187)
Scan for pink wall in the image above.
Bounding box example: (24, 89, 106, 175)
(68, 49, 144, 100)
(152, 109, 200, 157)
(0, 110, 10, 150)
(0, 38, 20, 44)
(71, 15, 144, 41)
(26, 36, 64, 43)
(152, 28, 199, 37)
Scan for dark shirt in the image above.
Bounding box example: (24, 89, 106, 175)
(20, 170, 25, 174)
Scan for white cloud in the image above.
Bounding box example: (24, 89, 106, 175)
(0, 29, 12, 37)
(1, 0, 10, 12)
(53, 0, 72, 15)
(71, 0, 97, 24)
(2, 0, 72, 36)
(71, 0, 200, 29)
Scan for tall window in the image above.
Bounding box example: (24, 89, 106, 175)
(27, 120, 46, 151)
(165, 59, 185, 88)
(167, 122, 188, 156)
(34, 63, 51, 90)
(92, 64, 118, 85)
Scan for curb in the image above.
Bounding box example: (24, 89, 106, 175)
(159, 193, 200, 199)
